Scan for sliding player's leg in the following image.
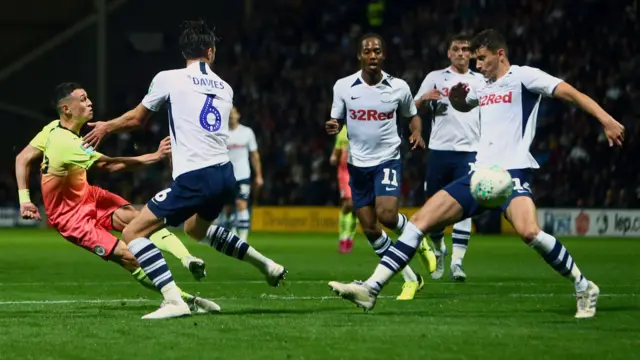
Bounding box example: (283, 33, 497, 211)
(107, 240, 220, 314)
(121, 204, 191, 320)
(503, 173, 598, 319)
(94, 186, 206, 281)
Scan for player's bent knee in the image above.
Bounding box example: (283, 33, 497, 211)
(235, 199, 249, 211)
(376, 208, 397, 229)
(516, 225, 541, 244)
(342, 200, 354, 213)
(184, 214, 210, 240)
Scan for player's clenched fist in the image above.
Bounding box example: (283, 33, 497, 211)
(448, 82, 469, 103)
(20, 202, 41, 221)
(325, 119, 340, 135)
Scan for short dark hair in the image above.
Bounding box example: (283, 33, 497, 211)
(358, 33, 386, 53)
(470, 29, 508, 56)
(179, 20, 217, 60)
(447, 33, 471, 49)
(52, 82, 83, 113)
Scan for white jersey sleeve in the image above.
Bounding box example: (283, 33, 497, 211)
(142, 72, 170, 111)
(398, 82, 418, 117)
(330, 82, 346, 120)
(248, 128, 258, 152)
(519, 66, 563, 97)
(413, 72, 436, 102)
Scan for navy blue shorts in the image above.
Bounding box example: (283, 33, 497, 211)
(443, 168, 533, 219)
(148, 162, 236, 227)
(348, 159, 402, 209)
(425, 150, 477, 198)
(236, 178, 251, 201)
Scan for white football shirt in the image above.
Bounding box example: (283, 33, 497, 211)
(330, 71, 417, 167)
(414, 67, 482, 152)
(465, 65, 562, 170)
(142, 61, 234, 179)
(227, 124, 258, 181)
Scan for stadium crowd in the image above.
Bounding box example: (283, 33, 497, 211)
(2, 0, 639, 209)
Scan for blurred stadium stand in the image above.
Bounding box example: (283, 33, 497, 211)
(0, 0, 638, 208)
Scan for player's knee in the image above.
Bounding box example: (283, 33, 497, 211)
(342, 200, 354, 213)
(516, 225, 541, 244)
(118, 205, 139, 222)
(235, 199, 248, 211)
(376, 208, 397, 229)
(184, 225, 200, 240)
(363, 228, 381, 242)
(121, 226, 137, 243)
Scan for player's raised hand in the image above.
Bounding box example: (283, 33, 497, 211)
(156, 136, 172, 157)
(449, 82, 469, 103)
(20, 202, 41, 221)
(83, 121, 109, 148)
(325, 119, 340, 135)
(409, 131, 426, 150)
(603, 118, 625, 147)
(421, 89, 442, 101)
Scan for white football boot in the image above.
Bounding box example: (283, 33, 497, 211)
(329, 281, 377, 311)
(141, 299, 191, 320)
(450, 264, 467, 282)
(187, 296, 221, 314)
(265, 263, 288, 287)
(431, 247, 447, 280)
(575, 281, 600, 319)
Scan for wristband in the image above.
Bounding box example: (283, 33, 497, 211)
(18, 189, 31, 204)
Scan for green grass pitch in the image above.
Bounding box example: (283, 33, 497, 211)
(0, 228, 638, 359)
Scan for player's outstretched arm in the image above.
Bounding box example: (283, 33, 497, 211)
(15, 145, 42, 220)
(250, 150, 264, 189)
(448, 83, 477, 113)
(553, 82, 625, 147)
(408, 115, 425, 150)
(93, 136, 171, 172)
(84, 104, 154, 148)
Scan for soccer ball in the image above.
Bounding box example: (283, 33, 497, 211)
(469, 165, 514, 207)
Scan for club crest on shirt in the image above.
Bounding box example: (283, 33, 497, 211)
(93, 245, 106, 256)
(380, 91, 393, 103)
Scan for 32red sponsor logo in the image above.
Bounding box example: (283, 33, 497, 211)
(349, 109, 395, 121)
(480, 92, 512, 106)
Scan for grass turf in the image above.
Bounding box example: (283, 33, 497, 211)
(0, 228, 638, 359)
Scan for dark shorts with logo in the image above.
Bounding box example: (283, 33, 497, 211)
(348, 159, 402, 209)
